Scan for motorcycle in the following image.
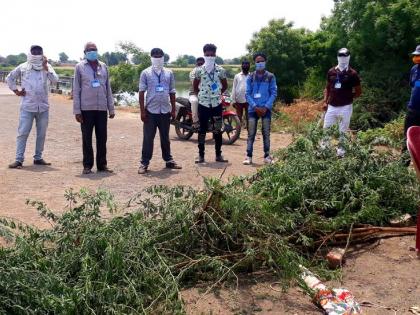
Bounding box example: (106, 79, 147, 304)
(172, 94, 241, 145)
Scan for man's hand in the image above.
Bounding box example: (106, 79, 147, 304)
(171, 108, 176, 120)
(75, 114, 84, 123)
(255, 107, 267, 117)
(13, 88, 26, 97)
(141, 110, 148, 123)
(109, 113, 115, 119)
(322, 102, 328, 111)
(42, 56, 48, 71)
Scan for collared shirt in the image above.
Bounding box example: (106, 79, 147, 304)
(195, 65, 227, 108)
(231, 72, 249, 104)
(408, 64, 420, 110)
(6, 62, 58, 113)
(189, 67, 199, 95)
(73, 60, 114, 115)
(326, 66, 361, 107)
(139, 67, 176, 114)
(246, 71, 278, 114)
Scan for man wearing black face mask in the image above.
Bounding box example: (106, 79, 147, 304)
(232, 60, 250, 129)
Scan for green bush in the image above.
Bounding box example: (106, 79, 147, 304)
(0, 128, 418, 313)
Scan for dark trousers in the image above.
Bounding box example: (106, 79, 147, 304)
(81, 110, 108, 169)
(234, 102, 249, 129)
(198, 104, 223, 157)
(141, 112, 173, 166)
(403, 109, 420, 153)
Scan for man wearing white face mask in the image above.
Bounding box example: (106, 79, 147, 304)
(138, 48, 181, 174)
(193, 43, 229, 164)
(6, 45, 58, 169)
(323, 48, 362, 157)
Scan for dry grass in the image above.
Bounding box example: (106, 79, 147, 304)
(272, 99, 324, 133)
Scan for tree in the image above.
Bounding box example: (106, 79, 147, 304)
(59, 52, 69, 63)
(215, 56, 224, 65)
(118, 41, 151, 67)
(174, 55, 189, 67)
(100, 52, 127, 66)
(316, 0, 420, 128)
(247, 19, 308, 103)
(164, 53, 170, 63)
(5, 53, 27, 66)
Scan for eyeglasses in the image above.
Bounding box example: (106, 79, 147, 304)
(338, 53, 349, 57)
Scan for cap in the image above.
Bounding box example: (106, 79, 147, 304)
(337, 48, 350, 57)
(412, 45, 420, 56)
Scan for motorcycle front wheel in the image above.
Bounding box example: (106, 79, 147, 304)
(175, 111, 194, 140)
(222, 114, 241, 145)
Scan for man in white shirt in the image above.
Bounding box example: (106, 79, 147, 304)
(6, 45, 58, 169)
(232, 60, 250, 129)
(189, 57, 204, 128)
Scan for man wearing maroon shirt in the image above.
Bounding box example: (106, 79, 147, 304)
(323, 48, 362, 157)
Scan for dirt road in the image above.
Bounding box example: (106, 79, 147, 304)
(0, 83, 292, 226)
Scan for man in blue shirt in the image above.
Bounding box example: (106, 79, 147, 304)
(243, 53, 277, 165)
(138, 48, 182, 174)
(403, 45, 420, 157)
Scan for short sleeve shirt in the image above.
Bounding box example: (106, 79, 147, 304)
(326, 67, 361, 107)
(195, 65, 227, 107)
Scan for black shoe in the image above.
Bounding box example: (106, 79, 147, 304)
(97, 167, 114, 173)
(166, 160, 182, 169)
(34, 159, 51, 166)
(82, 168, 93, 174)
(8, 161, 22, 169)
(195, 156, 205, 164)
(215, 155, 228, 163)
(138, 164, 148, 174)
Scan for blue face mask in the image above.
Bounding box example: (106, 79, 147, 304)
(85, 51, 98, 61)
(255, 62, 266, 71)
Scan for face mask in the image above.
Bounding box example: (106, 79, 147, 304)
(85, 51, 98, 61)
(151, 57, 164, 72)
(413, 56, 420, 64)
(27, 53, 43, 70)
(255, 62, 266, 71)
(337, 56, 350, 71)
(204, 56, 216, 72)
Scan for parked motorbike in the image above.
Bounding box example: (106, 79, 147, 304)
(172, 94, 241, 145)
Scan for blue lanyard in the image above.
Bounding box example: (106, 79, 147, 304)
(88, 63, 98, 79)
(153, 70, 163, 84)
(207, 66, 216, 83)
(255, 72, 266, 93)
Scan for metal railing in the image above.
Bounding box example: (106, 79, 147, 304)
(0, 71, 73, 96)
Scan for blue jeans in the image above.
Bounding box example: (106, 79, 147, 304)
(246, 112, 271, 158)
(16, 110, 49, 162)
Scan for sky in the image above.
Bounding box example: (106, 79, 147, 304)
(0, 0, 334, 62)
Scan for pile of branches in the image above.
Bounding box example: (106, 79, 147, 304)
(0, 128, 418, 313)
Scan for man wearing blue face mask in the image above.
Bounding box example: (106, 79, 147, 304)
(243, 52, 277, 165)
(73, 42, 115, 175)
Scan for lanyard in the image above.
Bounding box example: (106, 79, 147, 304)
(153, 70, 163, 84)
(207, 66, 216, 83)
(88, 62, 99, 79)
(255, 72, 266, 93)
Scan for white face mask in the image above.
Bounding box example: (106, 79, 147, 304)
(151, 57, 164, 72)
(27, 53, 44, 70)
(204, 56, 216, 72)
(337, 56, 350, 71)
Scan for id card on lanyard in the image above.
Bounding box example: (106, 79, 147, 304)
(154, 70, 165, 93)
(208, 68, 218, 91)
(334, 72, 342, 89)
(254, 72, 265, 99)
(89, 63, 101, 88)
